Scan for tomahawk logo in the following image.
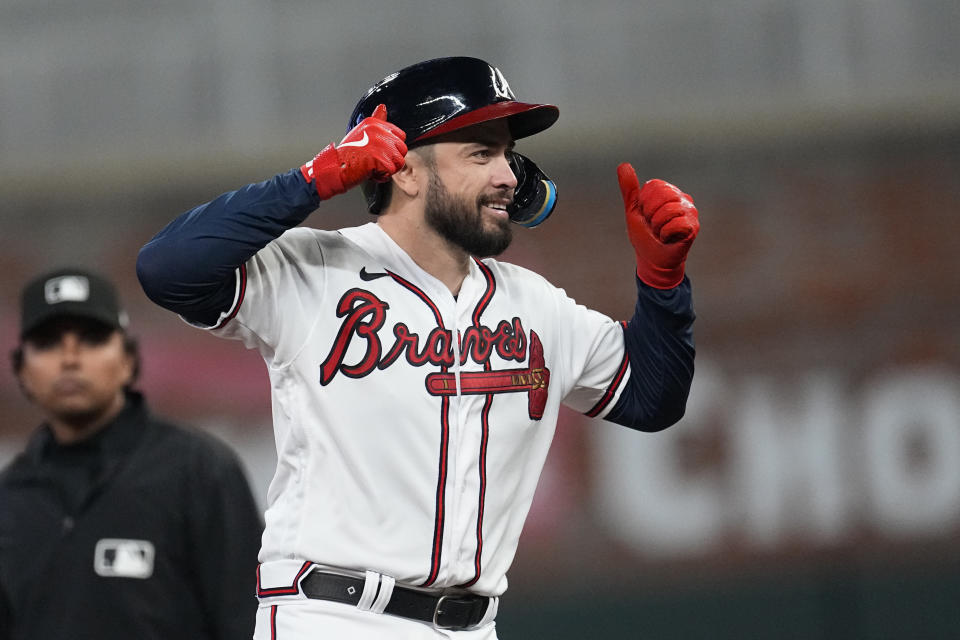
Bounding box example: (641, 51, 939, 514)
(425, 330, 549, 419)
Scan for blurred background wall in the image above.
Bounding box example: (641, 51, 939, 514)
(2, 1, 959, 637)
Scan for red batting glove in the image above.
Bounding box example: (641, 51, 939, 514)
(300, 104, 407, 201)
(617, 163, 700, 289)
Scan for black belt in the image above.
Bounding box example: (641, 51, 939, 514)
(299, 570, 490, 630)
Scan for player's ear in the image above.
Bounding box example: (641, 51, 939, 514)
(391, 148, 428, 200)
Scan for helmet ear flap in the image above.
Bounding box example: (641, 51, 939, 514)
(507, 152, 558, 228)
(362, 180, 390, 214)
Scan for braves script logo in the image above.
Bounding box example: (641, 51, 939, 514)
(320, 289, 549, 419)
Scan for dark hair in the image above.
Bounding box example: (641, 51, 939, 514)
(10, 331, 142, 392)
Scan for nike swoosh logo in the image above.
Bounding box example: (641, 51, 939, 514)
(340, 132, 370, 148)
(359, 267, 390, 281)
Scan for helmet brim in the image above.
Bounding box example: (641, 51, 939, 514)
(414, 101, 559, 143)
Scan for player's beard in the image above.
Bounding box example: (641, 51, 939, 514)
(424, 169, 513, 258)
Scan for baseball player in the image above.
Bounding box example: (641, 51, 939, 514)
(137, 56, 698, 639)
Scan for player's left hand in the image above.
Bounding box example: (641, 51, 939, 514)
(617, 163, 699, 289)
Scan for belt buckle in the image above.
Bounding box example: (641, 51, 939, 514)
(432, 594, 458, 630)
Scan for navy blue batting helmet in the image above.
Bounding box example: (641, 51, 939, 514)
(349, 56, 559, 145)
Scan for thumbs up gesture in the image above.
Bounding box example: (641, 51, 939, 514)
(617, 163, 700, 288)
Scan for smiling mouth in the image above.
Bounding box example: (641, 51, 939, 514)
(479, 198, 512, 217)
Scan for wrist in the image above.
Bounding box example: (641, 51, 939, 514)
(300, 144, 345, 201)
(635, 261, 685, 289)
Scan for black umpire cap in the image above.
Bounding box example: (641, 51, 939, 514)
(19, 268, 129, 339)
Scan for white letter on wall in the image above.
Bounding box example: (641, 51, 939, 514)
(863, 368, 960, 536)
(731, 373, 850, 548)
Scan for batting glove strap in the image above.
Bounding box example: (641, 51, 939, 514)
(301, 144, 347, 201)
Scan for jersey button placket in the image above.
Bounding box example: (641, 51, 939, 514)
(451, 324, 473, 575)
(451, 306, 485, 581)
(434, 300, 462, 586)
(454, 272, 493, 584)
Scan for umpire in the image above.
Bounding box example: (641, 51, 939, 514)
(0, 268, 263, 640)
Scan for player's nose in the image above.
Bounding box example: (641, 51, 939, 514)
(492, 154, 518, 190)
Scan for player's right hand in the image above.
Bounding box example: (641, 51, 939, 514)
(300, 104, 407, 201)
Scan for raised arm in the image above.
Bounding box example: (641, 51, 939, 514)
(136, 105, 406, 326)
(604, 165, 700, 431)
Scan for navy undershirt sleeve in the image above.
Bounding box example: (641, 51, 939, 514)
(603, 276, 696, 432)
(136, 169, 319, 326)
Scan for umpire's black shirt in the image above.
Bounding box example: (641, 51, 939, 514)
(0, 392, 263, 640)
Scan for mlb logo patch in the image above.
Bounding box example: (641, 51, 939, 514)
(94, 539, 155, 579)
(44, 275, 90, 304)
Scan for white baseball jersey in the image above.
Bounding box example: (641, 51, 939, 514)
(206, 222, 629, 597)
